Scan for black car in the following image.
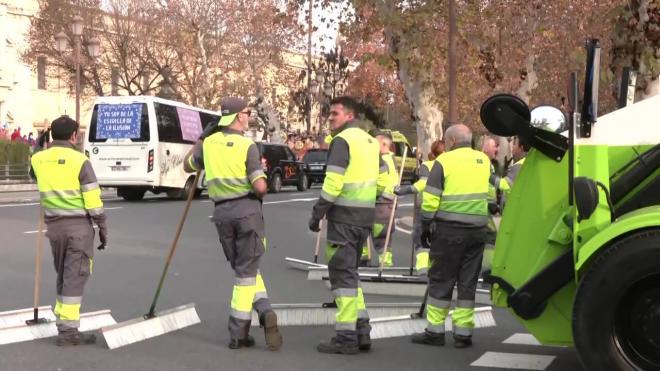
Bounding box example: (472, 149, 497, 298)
(257, 143, 308, 193)
(302, 149, 328, 188)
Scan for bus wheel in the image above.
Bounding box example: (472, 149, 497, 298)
(573, 229, 660, 371)
(118, 188, 145, 201)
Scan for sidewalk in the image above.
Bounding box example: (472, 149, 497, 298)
(0, 183, 37, 192)
(0, 187, 117, 204)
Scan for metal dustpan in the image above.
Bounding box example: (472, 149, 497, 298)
(369, 306, 496, 339)
(250, 302, 424, 326)
(0, 310, 116, 346)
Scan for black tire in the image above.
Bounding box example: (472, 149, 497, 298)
(269, 172, 282, 193)
(307, 178, 313, 189)
(573, 229, 660, 371)
(118, 188, 145, 201)
(297, 173, 308, 191)
(167, 176, 196, 200)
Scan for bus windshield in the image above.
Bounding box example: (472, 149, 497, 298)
(88, 103, 150, 143)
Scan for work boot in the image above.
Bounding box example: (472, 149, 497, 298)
(358, 333, 371, 352)
(453, 334, 472, 348)
(261, 310, 282, 351)
(55, 331, 97, 346)
(228, 335, 255, 349)
(317, 337, 359, 355)
(411, 331, 445, 346)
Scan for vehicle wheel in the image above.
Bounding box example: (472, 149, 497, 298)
(118, 187, 145, 201)
(168, 176, 196, 200)
(307, 178, 313, 189)
(297, 173, 308, 191)
(269, 172, 282, 193)
(573, 229, 660, 371)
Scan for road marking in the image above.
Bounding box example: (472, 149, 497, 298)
(471, 352, 555, 370)
(0, 202, 40, 208)
(204, 197, 317, 206)
(263, 197, 317, 205)
(24, 225, 99, 234)
(503, 333, 542, 346)
(104, 207, 123, 210)
(395, 225, 412, 235)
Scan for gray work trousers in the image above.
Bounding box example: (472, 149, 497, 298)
(46, 218, 95, 334)
(326, 221, 371, 345)
(428, 223, 486, 306)
(214, 206, 272, 340)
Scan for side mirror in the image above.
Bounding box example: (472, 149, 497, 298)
(480, 94, 569, 162)
(530, 105, 567, 133)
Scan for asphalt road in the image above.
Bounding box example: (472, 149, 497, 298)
(0, 188, 582, 371)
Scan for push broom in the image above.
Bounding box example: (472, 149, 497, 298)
(100, 171, 201, 349)
(1, 206, 115, 345)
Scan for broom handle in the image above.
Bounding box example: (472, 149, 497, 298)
(367, 233, 373, 261)
(313, 218, 324, 263)
(409, 190, 419, 276)
(32, 206, 45, 321)
(417, 282, 430, 317)
(378, 147, 408, 277)
(147, 170, 200, 318)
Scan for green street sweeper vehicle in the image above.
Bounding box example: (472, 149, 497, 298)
(479, 39, 660, 371)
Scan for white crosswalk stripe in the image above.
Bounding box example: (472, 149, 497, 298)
(502, 333, 542, 346)
(471, 352, 556, 370)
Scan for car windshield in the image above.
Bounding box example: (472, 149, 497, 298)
(304, 151, 327, 163)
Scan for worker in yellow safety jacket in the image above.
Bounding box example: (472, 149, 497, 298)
(360, 131, 399, 267)
(308, 96, 380, 355)
(30, 116, 108, 346)
(411, 124, 490, 349)
(394, 140, 445, 275)
(184, 97, 282, 351)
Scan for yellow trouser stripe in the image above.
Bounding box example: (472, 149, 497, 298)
(426, 303, 450, 326)
(58, 302, 81, 321)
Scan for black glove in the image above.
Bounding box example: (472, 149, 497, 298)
(488, 202, 500, 215)
(394, 185, 414, 196)
(308, 218, 321, 232)
(421, 220, 433, 249)
(98, 227, 108, 250)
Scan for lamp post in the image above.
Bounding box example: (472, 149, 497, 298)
(53, 16, 101, 125)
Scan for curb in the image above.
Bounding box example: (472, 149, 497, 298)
(0, 183, 38, 192)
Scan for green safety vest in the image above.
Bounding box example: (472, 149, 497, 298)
(322, 126, 379, 224)
(422, 147, 491, 226)
(31, 145, 103, 218)
(377, 152, 398, 200)
(203, 131, 263, 202)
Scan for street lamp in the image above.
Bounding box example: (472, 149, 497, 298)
(54, 16, 100, 128)
(54, 32, 68, 53)
(87, 37, 101, 59)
